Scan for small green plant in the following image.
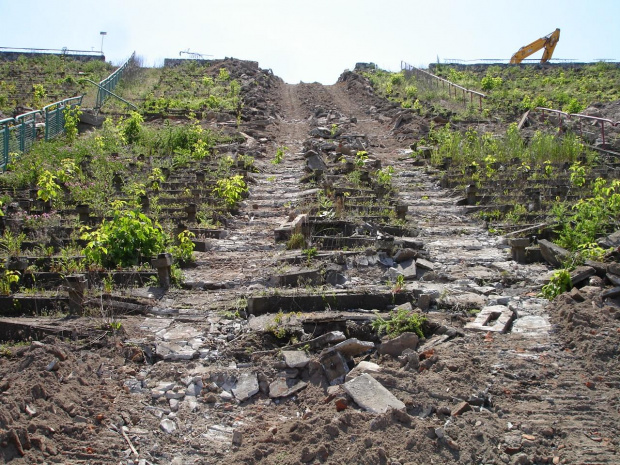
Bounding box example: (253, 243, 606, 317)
(148, 168, 165, 191)
(286, 232, 305, 250)
(63, 105, 82, 144)
(213, 175, 248, 209)
(302, 247, 318, 262)
(119, 111, 144, 145)
(0, 230, 26, 257)
(0, 270, 20, 295)
(272, 146, 288, 165)
(32, 84, 46, 107)
(392, 274, 405, 293)
(376, 166, 394, 188)
(266, 310, 301, 339)
(372, 307, 427, 339)
(37, 170, 61, 203)
(218, 68, 230, 81)
(540, 269, 572, 300)
(355, 150, 368, 168)
(103, 273, 114, 293)
(169, 230, 196, 263)
(330, 124, 339, 137)
(569, 161, 587, 187)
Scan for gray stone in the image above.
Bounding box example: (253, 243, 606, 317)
(232, 430, 243, 446)
(185, 396, 199, 412)
(602, 286, 620, 299)
(305, 151, 328, 171)
(268, 378, 308, 398)
(165, 390, 185, 400)
(415, 258, 435, 271)
(397, 259, 417, 280)
(597, 229, 620, 249)
(570, 266, 595, 286)
(417, 294, 431, 310)
(393, 248, 417, 263)
(538, 239, 570, 268)
(334, 338, 374, 357)
(345, 361, 382, 382)
(378, 332, 419, 357)
(169, 398, 179, 412)
(282, 350, 311, 368)
(232, 373, 259, 401)
(220, 390, 234, 401)
(320, 349, 349, 385)
(154, 381, 176, 392)
(607, 262, 620, 277)
(342, 373, 406, 414)
(393, 302, 413, 312)
(398, 348, 420, 371)
(607, 273, 620, 287)
(160, 418, 176, 434)
(185, 380, 203, 397)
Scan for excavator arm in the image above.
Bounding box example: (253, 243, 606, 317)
(510, 28, 560, 64)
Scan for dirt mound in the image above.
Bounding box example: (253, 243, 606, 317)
(0, 335, 134, 463)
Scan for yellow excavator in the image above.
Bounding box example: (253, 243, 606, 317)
(510, 28, 560, 64)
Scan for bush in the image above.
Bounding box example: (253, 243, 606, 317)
(81, 209, 166, 268)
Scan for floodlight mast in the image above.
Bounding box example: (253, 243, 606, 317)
(100, 31, 107, 54)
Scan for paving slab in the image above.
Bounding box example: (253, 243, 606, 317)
(342, 373, 405, 414)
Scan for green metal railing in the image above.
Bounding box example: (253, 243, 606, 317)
(96, 51, 135, 109)
(43, 96, 83, 140)
(0, 95, 83, 171)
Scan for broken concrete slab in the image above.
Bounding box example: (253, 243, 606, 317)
(268, 378, 308, 398)
(393, 248, 417, 263)
(378, 332, 419, 357)
(334, 338, 374, 358)
(465, 305, 516, 333)
(274, 214, 308, 241)
(320, 349, 349, 385)
(397, 259, 417, 280)
(344, 361, 382, 382)
(274, 268, 322, 287)
(538, 239, 570, 268)
(438, 292, 486, 310)
(342, 373, 405, 414)
(570, 266, 595, 287)
(282, 350, 311, 368)
(511, 315, 551, 337)
(232, 373, 259, 402)
(415, 258, 435, 271)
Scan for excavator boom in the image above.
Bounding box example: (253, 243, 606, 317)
(510, 28, 560, 64)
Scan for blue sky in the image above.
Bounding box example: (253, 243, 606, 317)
(2, 0, 618, 84)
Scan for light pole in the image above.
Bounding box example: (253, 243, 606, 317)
(100, 31, 107, 54)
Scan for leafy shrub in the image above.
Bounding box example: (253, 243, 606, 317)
(562, 98, 584, 114)
(81, 209, 166, 268)
(481, 75, 503, 91)
(213, 175, 247, 209)
(120, 111, 144, 145)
